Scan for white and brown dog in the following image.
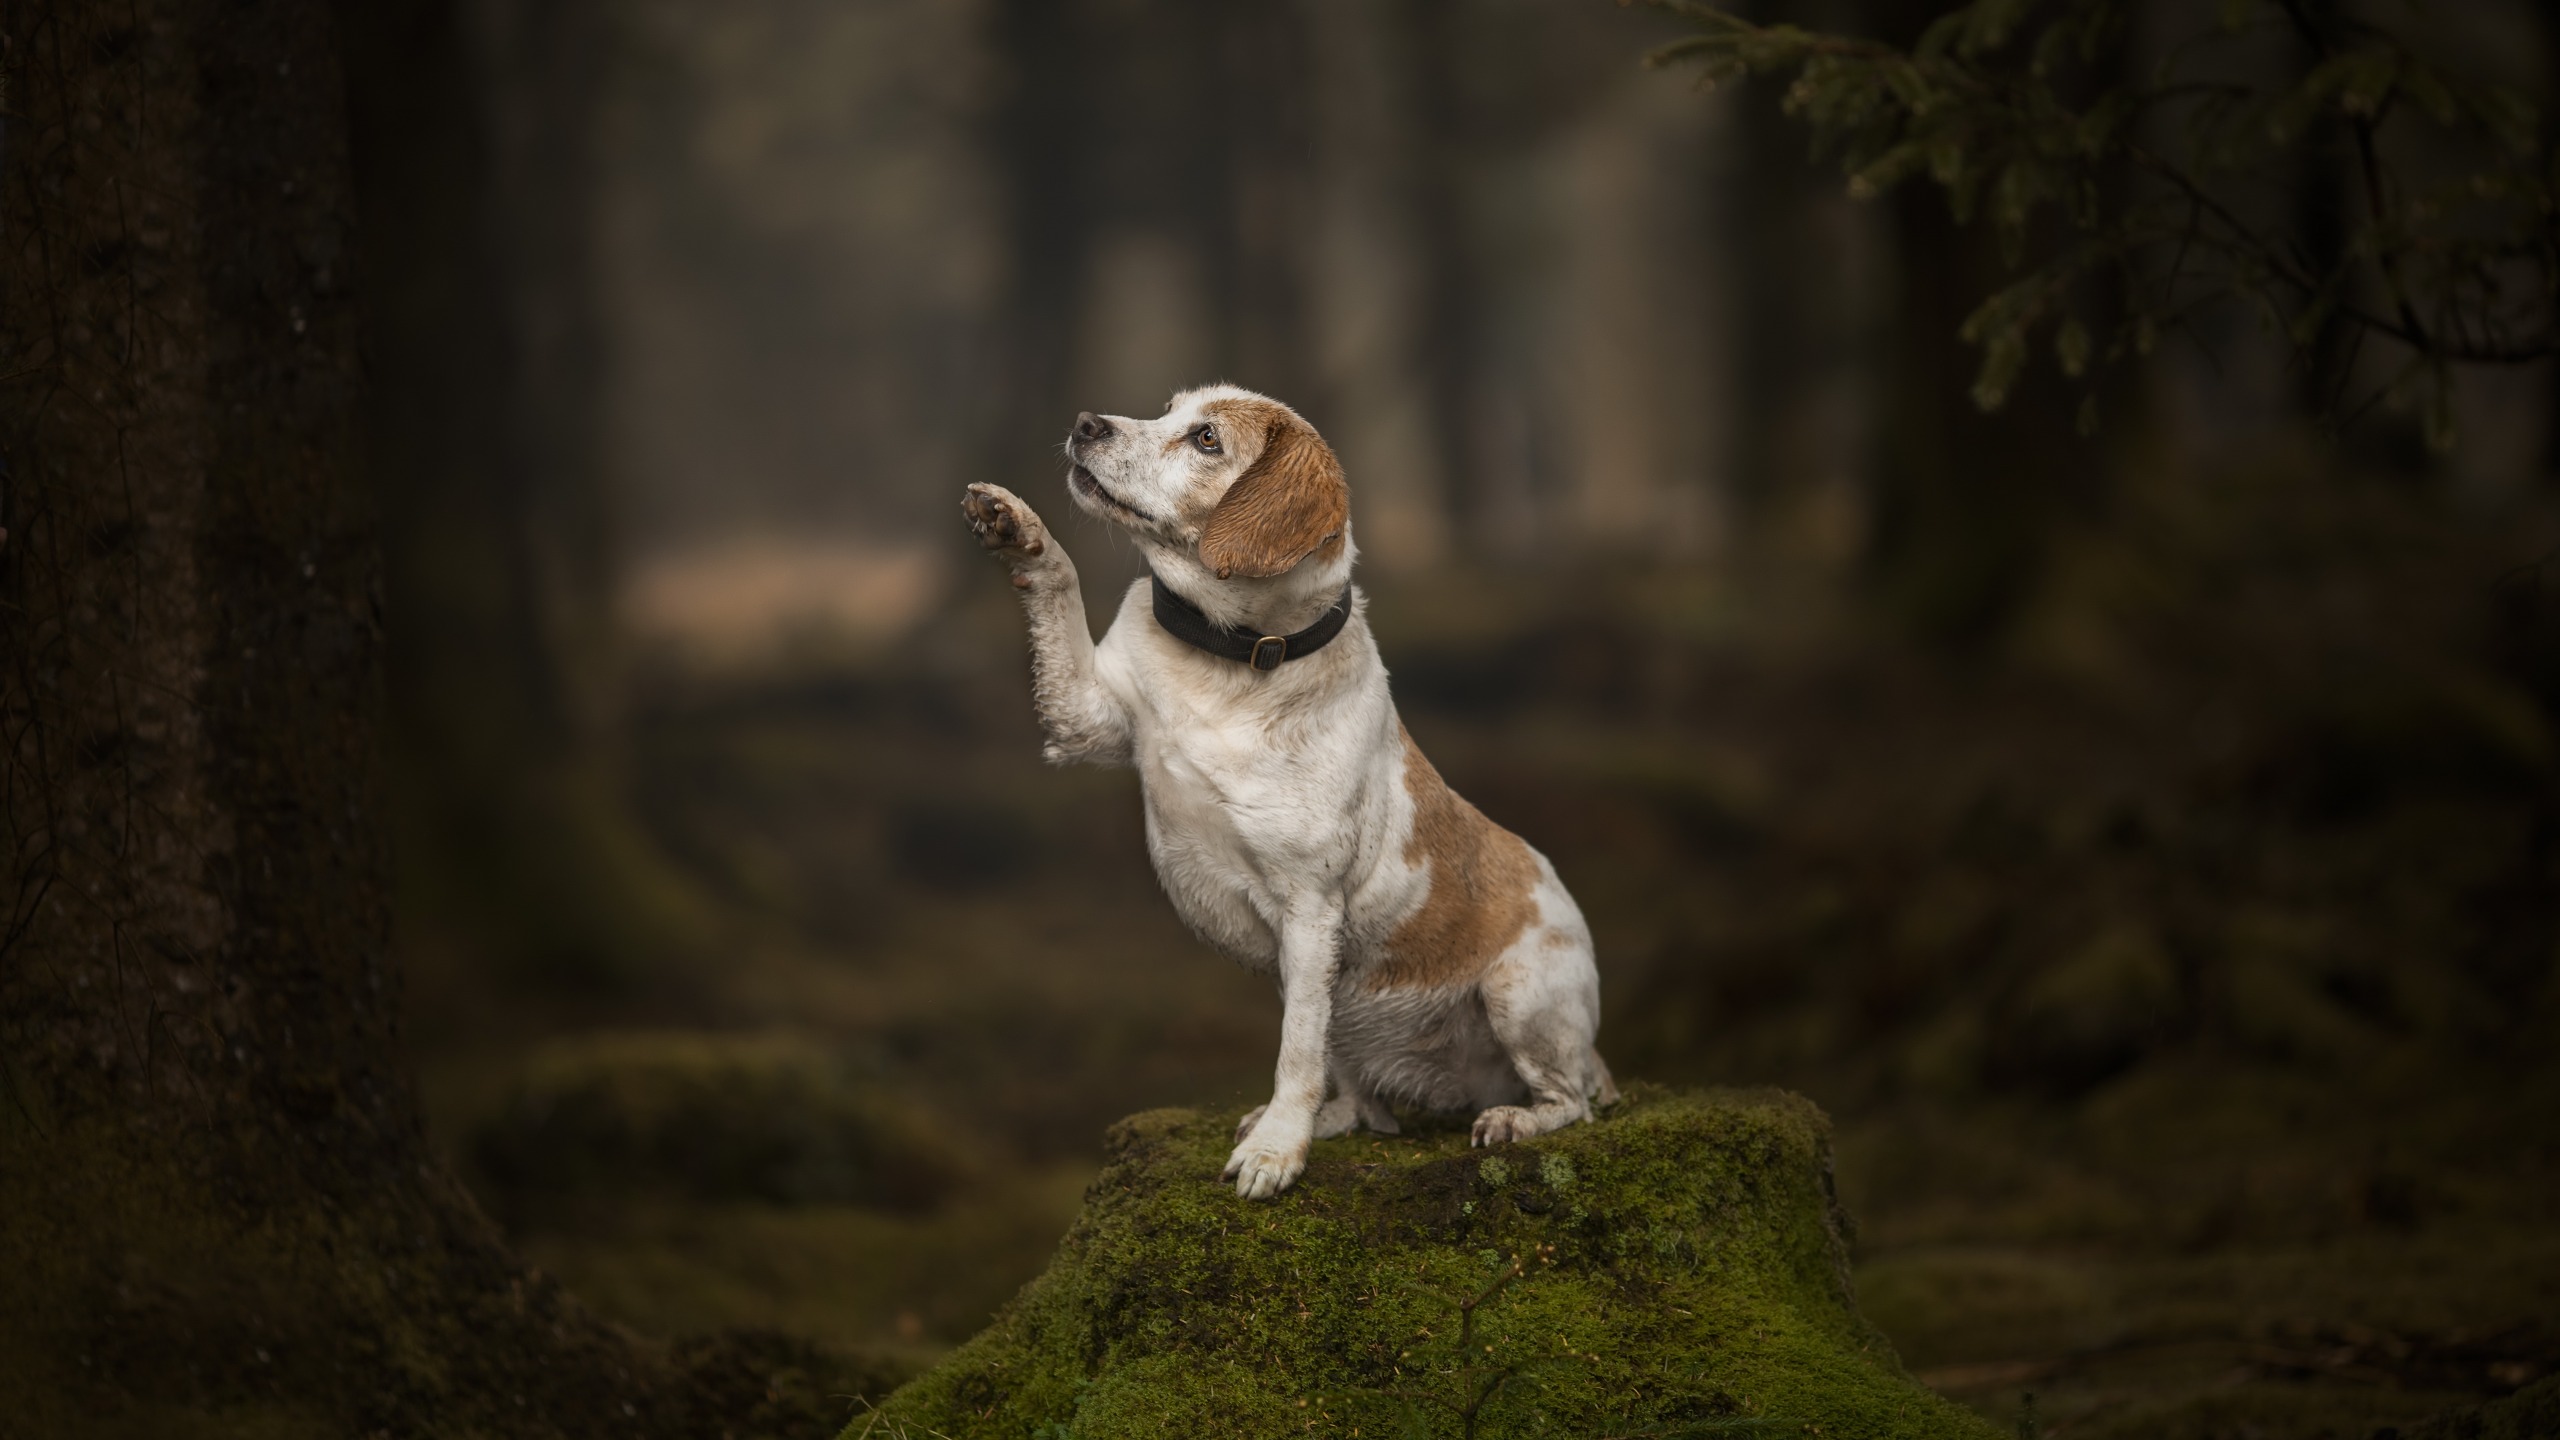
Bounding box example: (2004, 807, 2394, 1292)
(962, 384, 1614, 1199)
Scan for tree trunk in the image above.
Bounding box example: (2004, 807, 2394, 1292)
(0, 1, 826, 1431)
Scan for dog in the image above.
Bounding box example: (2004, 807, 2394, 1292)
(962, 384, 1614, 1199)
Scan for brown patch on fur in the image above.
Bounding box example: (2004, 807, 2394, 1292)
(1197, 399, 1349, 580)
(1369, 723, 1541, 991)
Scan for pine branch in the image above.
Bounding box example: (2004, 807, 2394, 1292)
(1639, 0, 2560, 445)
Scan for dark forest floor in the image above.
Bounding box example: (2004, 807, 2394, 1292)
(406, 456, 2560, 1439)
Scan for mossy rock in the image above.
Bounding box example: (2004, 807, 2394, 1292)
(855, 1085, 1995, 1439)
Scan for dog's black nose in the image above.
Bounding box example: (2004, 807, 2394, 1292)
(1074, 411, 1114, 443)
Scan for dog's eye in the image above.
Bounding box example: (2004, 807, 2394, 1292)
(1194, 426, 1221, 455)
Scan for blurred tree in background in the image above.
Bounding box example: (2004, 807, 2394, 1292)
(361, 0, 719, 1002)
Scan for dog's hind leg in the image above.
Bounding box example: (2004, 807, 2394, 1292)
(1353, 1086, 1401, 1135)
(1470, 929, 1603, 1147)
(1312, 1057, 1398, 1139)
(1311, 1090, 1359, 1139)
(1470, 1055, 1590, 1146)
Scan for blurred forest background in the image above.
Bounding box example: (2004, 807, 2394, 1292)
(380, 1, 2559, 1437)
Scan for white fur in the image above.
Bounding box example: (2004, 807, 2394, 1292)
(963, 385, 1610, 1199)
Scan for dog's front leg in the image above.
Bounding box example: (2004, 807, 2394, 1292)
(962, 483, 1131, 766)
(1224, 894, 1344, 1200)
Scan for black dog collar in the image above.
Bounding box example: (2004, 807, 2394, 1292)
(1149, 570, 1353, 672)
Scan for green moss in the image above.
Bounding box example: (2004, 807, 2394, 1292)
(853, 1086, 1996, 1439)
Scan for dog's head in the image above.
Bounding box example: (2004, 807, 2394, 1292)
(1063, 385, 1351, 584)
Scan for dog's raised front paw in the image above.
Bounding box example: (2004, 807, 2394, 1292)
(1221, 1135, 1307, 1200)
(1471, 1105, 1539, 1147)
(962, 483, 1049, 562)
(1233, 1104, 1268, 1144)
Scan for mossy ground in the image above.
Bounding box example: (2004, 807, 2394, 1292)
(857, 1086, 1996, 1440)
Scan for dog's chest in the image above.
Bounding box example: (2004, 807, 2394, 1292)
(1113, 646, 1397, 955)
(1134, 701, 1369, 871)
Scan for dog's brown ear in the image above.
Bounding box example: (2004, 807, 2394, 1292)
(1198, 413, 1349, 580)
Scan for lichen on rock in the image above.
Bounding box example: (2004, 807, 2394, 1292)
(853, 1085, 1997, 1439)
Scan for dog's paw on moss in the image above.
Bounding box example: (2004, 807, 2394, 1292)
(855, 1084, 1999, 1440)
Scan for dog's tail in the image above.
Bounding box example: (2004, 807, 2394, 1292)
(1590, 1049, 1621, 1108)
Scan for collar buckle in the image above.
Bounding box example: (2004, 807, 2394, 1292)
(1248, 635, 1288, 671)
